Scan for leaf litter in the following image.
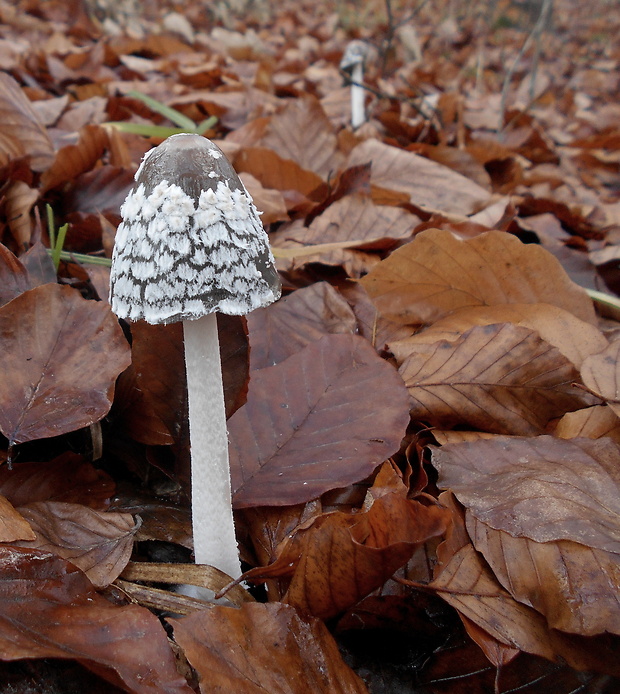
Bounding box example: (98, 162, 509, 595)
(0, 0, 619, 692)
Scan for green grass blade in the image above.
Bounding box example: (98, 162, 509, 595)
(127, 90, 197, 130)
(104, 122, 197, 138)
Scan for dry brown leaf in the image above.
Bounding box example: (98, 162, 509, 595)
(40, 124, 109, 192)
(259, 95, 340, 178)
(347, 140, 490, 215)
(581, 340, 620, 417)
(229, 334, 411, 508)
(432, 435, 620, 553)
(270, 193, 417, 276)
(0, 495, 35, 542)
(169, 602, 369, 694)
(339, 281, 415, 353)
(429, 493, 620, 675)
(282, 493, 450, 619)
(389, 303, 607, 369)
(359, 229, 597, 325)
(244, 466, 450, 619)
(554, 405, 620, 443)
(0, 453, 114, 510)
(467, 513, 620, 636)
(15, 501, 137, 587)
(4, 180, 38, 246)
(239, 172, 289, 225)
(0, 546, 193, 693)
(0, 72, 54, 171)
(247, 282, 357, 370)
(400, 323, 589, 435)
(0, 243, 31, 307)
(234, 146, 326, 198)
(0, 284, 131, 445)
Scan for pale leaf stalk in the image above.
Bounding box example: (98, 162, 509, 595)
(183, 313, 241, 579)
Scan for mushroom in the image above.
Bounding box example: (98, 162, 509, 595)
(109, 133, 281, 579)
(340, 40, 371, 129)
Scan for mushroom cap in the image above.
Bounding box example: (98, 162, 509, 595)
(109, 133, 281, 325)
(339, 40, 371, 71)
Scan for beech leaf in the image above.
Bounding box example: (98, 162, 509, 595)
(389, 303, 608, 369)
(0, 453, 114, 509)
(467, 513, 620, 636)
(247, 282, 357, 370)
(0, 72, 54, 171)
(14, 501, 137, 588)
(347, 140, 490, 215)
(359, 229, 597, 325)
(259, 95, 340, 178)
(0, 284, 131, 445)
(432, 435, 620, 553)
(0, 546, 193, 693)
(229, 334, 411, 508)
(581, 339, 620, 417)
(400, 323, 589, 435)
(0, 495, 35, 542)
(169, 603, 369, 694)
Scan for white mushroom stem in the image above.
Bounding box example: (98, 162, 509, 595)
(350, 61, 365, 129)
(183, 312, 241, 579)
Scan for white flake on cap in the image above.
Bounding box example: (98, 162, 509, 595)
(109, 135, 281, 325)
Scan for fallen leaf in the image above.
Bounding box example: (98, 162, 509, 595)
(0, 546, 193, 693)
(359, 229, 597, 325)
(259, 95, 341, 178)
(0, 496, 35, 542)
(169, 602, 369, 694)
(0, 72, 54, 171)
(432, 435, 620, 553)
(116, 322, 186, 446)
(0, 284, 131, 445)
(0, 243, 31, 307)
(234, 146, 326, 198)
(581, 340, 620, 417)
(429, 493, 620, 675)
(282, 492, 450, 619)
(243, 465, 450, 619)
(247, 282, 357, 370)
(270, 193, 417, 276)
(347, 140, 490, 215)
(4, 180, 38, 246)
(400, 323, 589, 435)
(229, 334, 411, 508)
(239, 172, 289, 225)
(0, 453, 114, 509)
(40, 124, 109, 193)
(554, 405, 620, 443)
(467, 513, 620, 636)
(389, 303, 607, 369)
(14, 501, 137, 588)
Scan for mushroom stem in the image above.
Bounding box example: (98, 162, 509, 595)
(183, 312, 241, 579)
(350, 62, 365, 129)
